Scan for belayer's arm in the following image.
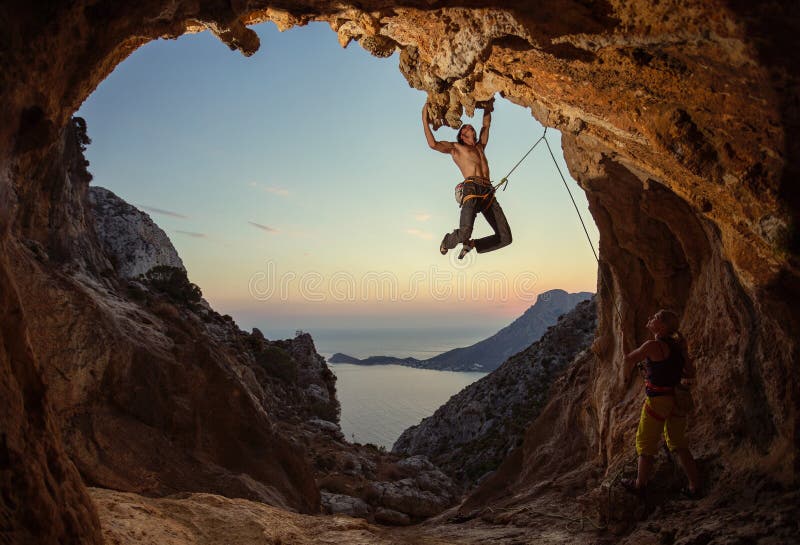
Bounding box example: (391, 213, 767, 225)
(423, 103, 455, 154)
(624, 340, 658, 380)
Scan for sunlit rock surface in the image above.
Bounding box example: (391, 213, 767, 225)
(91, 488, 405, 545)
(1, 1, 798, 543)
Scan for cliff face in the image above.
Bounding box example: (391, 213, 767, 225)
(1, 1, 798, 543)
(419, 290, 592, 371)
(88, 186, 185, 278)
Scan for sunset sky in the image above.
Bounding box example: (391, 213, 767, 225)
(77, 21, 599, 337)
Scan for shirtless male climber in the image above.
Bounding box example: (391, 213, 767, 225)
(422, 99, 512, 259)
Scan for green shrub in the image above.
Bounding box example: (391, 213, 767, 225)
(315, 455, 336, 472)
(72, 117, 93, 182)
(142, 266, 202, 306)
(256, 345, 298, 383)
(310, 399, 340, 422)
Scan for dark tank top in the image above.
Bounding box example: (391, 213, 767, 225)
(644, 337, 684, 397)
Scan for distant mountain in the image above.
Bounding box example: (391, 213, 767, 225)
(328, 289, 593, 372)
(392, 298, 597, 485)
(328, 353, 421, 366)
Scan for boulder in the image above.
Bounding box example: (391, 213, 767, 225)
(320, 492, 370, 518)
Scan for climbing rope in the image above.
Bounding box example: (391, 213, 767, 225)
(542, 137, 598, 264)
(496, 128, 623, 323)
(493, 127, 548, 192)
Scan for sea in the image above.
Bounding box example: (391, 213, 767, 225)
(309, 327, 492, 449)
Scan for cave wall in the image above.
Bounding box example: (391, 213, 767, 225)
(1, 0, 798, 543)
(0, 247, 104, 544)
(3, 117, 323, 538)
(569, 138, 797, 480)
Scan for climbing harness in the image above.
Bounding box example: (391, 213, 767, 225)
(454, 130, 549, 211)
(456, 176, 496, 212)
(479, 127, 624, 322)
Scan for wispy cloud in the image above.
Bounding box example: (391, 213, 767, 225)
(248, 181, 289, 197)
(140, 205, 188, 219)
(174, 230, 207, 238)
(414, 212, 432, 222)
(249, 221, 279, 233)
(406, 228, 433, 240)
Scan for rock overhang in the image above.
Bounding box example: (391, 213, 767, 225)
(3, 1, 796, 287)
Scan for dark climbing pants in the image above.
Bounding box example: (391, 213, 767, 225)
(442, 183, 512, 253)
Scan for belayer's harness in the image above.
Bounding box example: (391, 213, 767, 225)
(643, 338, 684, 397)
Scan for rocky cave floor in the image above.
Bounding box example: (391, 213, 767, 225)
(92, 467, 799, 545)
(90, 485, 631, 545)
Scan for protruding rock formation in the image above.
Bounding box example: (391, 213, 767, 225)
(88, 185, 185, 278)
(89, 487, 437, 545)
(1, 1, 798, 543)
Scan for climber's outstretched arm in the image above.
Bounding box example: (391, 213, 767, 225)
(479, 99, 494, 147)
(423, 103, 455, 154)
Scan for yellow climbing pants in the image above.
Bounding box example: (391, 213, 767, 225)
(635, 396, 688, 456)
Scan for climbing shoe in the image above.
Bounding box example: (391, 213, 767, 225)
(458, 241, 474, 260)
(440, 235, 450, 255)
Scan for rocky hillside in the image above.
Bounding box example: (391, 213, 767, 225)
(331, 289, 592, 371)
(420, 290, 592, 371)
(3, 118, 459, 532)
(393, 298, 596, 485)
(7, 120, 334, 512)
